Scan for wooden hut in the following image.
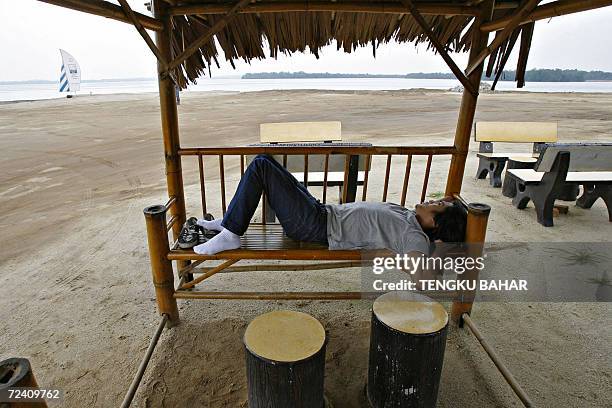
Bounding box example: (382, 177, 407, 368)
(35, 1, 612, 407)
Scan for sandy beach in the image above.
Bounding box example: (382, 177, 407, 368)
(0, 89, 610, 407)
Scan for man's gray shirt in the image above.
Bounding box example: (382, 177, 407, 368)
(325, 202, 430, 254)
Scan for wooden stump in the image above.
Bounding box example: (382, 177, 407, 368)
(244, 310, 327, 408)
(0, 358, 47, 408)
(367, 292, 448, 408)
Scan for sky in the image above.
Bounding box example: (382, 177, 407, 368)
(2, 1, 612, 81)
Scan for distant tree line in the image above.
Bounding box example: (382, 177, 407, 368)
(243, 69, 612, 82)
(242, 72, 404, 79)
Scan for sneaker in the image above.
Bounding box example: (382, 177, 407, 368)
(178, 217, 201, 249)
(201, 213, 220, 240)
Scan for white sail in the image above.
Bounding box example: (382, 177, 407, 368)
(59, 49, 81, 92)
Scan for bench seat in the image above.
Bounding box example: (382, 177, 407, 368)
(508, 169, 612, 184)
(169, 224, 366, 261)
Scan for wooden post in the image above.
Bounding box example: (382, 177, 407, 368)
(144, 205, 179, 326)
(445, 1, 494, 196)
(243, 311, 327, 408)
(0, 358, 47, 408)
(451, 202, 491, 326)
(153, 0, 189, 275)
(367, 292, 449, 408)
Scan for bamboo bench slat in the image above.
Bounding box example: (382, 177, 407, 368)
(167, 224, 372, 261)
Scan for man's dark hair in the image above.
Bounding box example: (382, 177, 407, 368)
(427, 201, 467, 243)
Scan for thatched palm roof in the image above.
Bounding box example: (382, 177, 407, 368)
(166, 0, 525, 88)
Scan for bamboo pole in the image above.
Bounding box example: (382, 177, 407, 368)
(399, 0, 477, 95)
(120, 314, 168, 408)
(154, 0, 189, 274)
(463, 314, 535, 407)
(362, 154, 372, 201)
(451, 203, 490, 325)
(178, 145, 456, 156)
(169, 1, 480, 16)
(38, 0, 163, 31)
(179, 259, 239, 289)
(168, 248, 365, 261)
(400, 155, 412, 206)
(174, 291, 364, 300)
(198, 155, 207, 215)
(323, 154, 329, 204)
(303, 154, 309, 188)
(445, 1, 494, 196)
(420, 154, 433, 202)
(219, 155, 227, 214)
(482, 0, 612, 32)
(382, 154, 392, 202)
(465, 0, 541, 76)
(193, 261, 362, 273)
(117, 0, 168, 68)
(179, 259, 205, 277)
(164, 195, 176, 211)
(166, 214, 178, 231)
(342, 155, 351, 203)
(144, 205, 179, 325)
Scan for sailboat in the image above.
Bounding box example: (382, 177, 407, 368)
(59, 49, 81, 97)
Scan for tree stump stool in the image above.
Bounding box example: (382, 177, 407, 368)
(367, 292, 449, 408)
(244, 310, 327, 408)
(0, 358, 47, 408)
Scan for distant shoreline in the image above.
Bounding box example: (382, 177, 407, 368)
(243, 69, 612, 82)
(6, 68, 612, 85)
(4, 87, 612, 106)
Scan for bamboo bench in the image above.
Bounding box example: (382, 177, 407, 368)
(475, 121, 557, 187)
(144, 144, 491, 326)
(509, 143, 612, 226)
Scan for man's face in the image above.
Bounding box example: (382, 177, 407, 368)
(415, 198, 454, 231)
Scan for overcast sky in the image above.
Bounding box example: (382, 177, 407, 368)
(2, 1, 612, 81)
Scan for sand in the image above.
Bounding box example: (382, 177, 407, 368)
(0, 89, 610, 407)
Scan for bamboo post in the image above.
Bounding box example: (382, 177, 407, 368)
(153, 0, 189, 275)
(445, 1, 494, 196)
(144, 205, 179, 326)
(451, 202, 491, 326)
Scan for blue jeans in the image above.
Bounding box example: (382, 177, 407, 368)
(221, 155, 328, 244)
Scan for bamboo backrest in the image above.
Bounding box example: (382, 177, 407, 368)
(474, 122, 557, 143)
(178, 145, 456, 222)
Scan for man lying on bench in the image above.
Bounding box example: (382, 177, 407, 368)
(194, 154, 467, 255)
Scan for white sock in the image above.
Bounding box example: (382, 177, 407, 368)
(193, 228, 241, 255)
(196, 218, 223, 231)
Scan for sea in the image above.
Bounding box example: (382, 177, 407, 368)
(2, 78, 612, 103)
